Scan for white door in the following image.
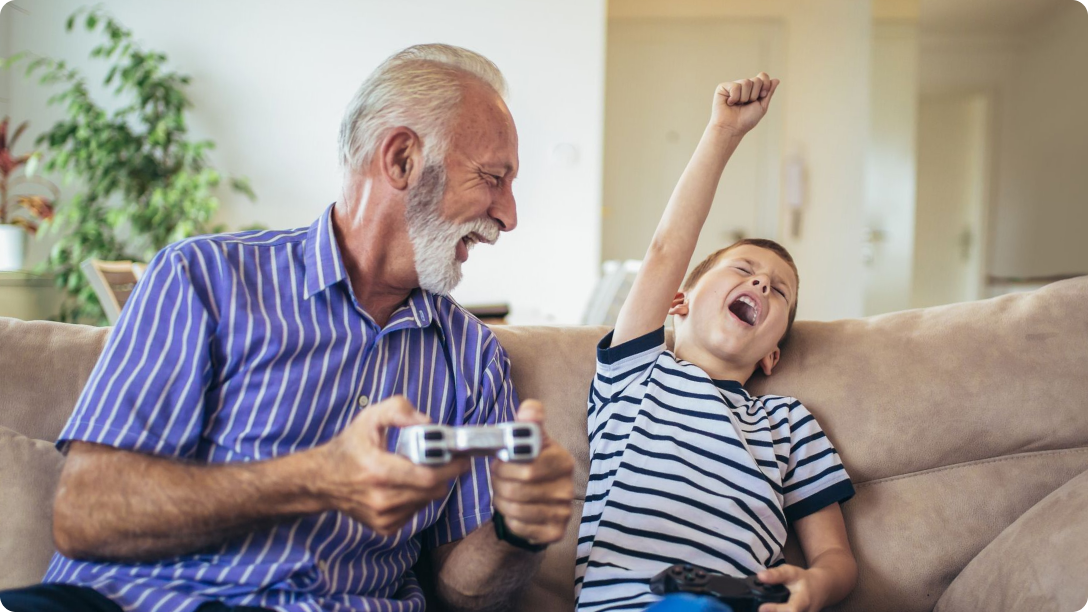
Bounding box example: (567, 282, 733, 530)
(911, 93, 992, 308)
(602, 19, 785, 269)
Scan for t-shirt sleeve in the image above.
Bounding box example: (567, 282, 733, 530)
(422, 339, 519, 549)
(780, 399, 855, 523)
(590, 326, 667, 424)
(56, 244, 216, 459)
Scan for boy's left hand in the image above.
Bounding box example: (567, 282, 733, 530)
(756, 564, 826, 612)
(710, 72, 780, 137)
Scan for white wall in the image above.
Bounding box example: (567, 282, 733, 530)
(920, 1, 1088, 279)
(610, 0, 873, 321)
(2, 0, 606, 324)
(995, 2, 1088, 277)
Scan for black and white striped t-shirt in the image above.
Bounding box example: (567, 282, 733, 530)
(575, 327, 854, 612)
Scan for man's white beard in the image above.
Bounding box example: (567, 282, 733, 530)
(406, 163, 500, 295)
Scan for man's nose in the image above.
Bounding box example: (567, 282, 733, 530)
(489, 184, 518, 232)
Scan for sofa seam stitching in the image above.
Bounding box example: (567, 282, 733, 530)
(854, 446, 1088, 489)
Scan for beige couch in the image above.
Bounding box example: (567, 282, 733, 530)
(2, 277, 1087, 611)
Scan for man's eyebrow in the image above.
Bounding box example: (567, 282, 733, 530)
(480, 162, 517, 178)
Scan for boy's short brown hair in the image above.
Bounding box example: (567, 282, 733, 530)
(681, 238, 800, 346)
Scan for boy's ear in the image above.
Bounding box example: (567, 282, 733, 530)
(667, 292, 689, 317)
(758, 347, 781, 377)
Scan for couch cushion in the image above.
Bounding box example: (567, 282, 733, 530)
(934, 467, 1088, 612)
(0, 317, 110, 442)
(830, 448, 1088, 612)
(0, 426, 66, 590)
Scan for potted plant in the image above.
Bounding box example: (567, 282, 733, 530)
(1, 7, 255, 323)
(0, 117, 56, 272)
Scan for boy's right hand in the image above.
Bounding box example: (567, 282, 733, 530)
(710, 72, 780, 137)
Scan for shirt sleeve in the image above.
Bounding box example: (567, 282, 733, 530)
(56, 243, 216, 460)
(589, 326, 667, 428)
(422, 339, 519, 549)
(780, 399, 855, 523)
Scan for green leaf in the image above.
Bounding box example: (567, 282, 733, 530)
(86, 13, 98, 30)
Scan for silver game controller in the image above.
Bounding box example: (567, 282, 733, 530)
(395, 423, 542, 465)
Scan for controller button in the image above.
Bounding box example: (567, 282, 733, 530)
(685, 573, 695, 582)
(424, 448, 445, 458)
(512, 427, 533, 438)
(695, 570, 706, 578)
(682, 564, 693, 572)
(671, 566, 684, 575)
(423, 430, 444, 441)
(513, 444, 533, 455)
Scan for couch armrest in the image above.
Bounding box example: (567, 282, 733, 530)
(935, 465, 1088, 612)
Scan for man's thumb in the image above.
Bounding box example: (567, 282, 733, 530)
(515, 399, 545, 424)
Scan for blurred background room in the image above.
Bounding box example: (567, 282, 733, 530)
(0, 0, 1085, 326)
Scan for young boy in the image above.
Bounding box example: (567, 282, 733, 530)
(575, 74, 857, 612)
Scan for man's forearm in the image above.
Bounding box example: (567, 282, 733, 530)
(431, 520, 544, 612)
(53, 441, 330, 562)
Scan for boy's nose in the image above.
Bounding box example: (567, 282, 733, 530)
(752, 279, 769, 294)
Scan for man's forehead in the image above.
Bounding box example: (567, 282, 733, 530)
(451, 87, 519, 173)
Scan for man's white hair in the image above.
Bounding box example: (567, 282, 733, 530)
(338, 44, 508, 174)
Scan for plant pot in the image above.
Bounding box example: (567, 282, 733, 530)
(0, 224, 27, 272)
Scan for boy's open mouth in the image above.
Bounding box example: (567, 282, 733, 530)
(728, 294, 760, 326)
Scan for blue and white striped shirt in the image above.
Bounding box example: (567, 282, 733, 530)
(45, 204, 518, 612)
(575, 328, 854, 612)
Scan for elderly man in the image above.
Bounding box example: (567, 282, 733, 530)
(0, 45, 575, 612)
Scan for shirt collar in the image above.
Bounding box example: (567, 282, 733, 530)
(382, 289, 440, 332)
(303, 204, 348, 299)
(303, 203, 439, 331)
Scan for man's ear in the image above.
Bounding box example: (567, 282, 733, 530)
(378, 127, 421, 191)
(667, 292, 689, 317)
(758, 347, 781, 377)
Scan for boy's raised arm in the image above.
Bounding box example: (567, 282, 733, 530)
(611, 73, 780, 347)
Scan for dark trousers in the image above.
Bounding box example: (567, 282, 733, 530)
(0, 584, 272, 612)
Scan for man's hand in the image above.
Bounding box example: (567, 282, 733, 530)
(710, 72, 780, 136)
(490, 400, 576, 546)
(756, 564, 831, 612)
(317, 396, 471, 535)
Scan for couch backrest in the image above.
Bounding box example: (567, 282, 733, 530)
(0, 318, 109, 442)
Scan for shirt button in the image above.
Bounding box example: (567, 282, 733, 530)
(357, 395, 370, 408)
(318, 560, 328, 573)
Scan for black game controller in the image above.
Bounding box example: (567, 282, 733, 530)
(650, 564, 790, 612)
